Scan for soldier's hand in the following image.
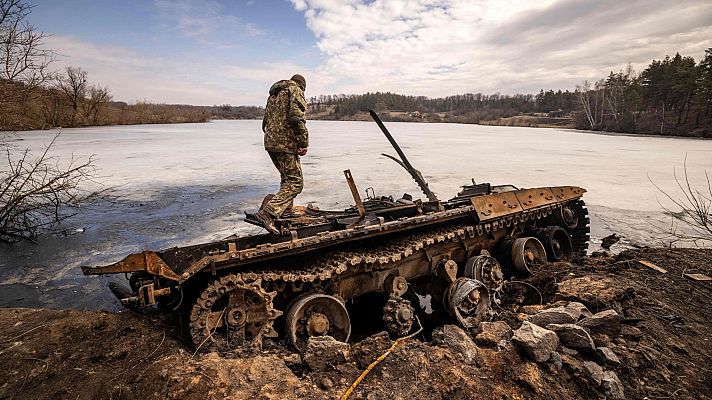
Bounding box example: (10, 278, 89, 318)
(298, 148, 308, 156)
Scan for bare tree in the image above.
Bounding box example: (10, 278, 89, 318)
(0, 0, 55, 104)
(0, 132, 98, 243)
(55, 66, 87, 124)
(576, 80, 596, 129)
(650, 158, 712, 245)
(84, 84, 112, 124)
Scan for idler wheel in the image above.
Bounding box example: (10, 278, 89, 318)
(534, 226, 574, 261)
(189, 276, 281, 352)
(383, 295, 415, 336)
(443, 277, 490, 329)
(285, 293, 351, 352)
(511, 237, 547, 274)
(559, 205, 579, 230)
(464, 255, 504, 290)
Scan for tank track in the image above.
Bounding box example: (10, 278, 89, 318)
(189, 201, 583, 349)
(568, 199, 590, 258)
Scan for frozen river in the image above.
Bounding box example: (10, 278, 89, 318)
(2, 120, 711, 310)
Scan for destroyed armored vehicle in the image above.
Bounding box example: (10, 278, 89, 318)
(83, 110, 590, 352)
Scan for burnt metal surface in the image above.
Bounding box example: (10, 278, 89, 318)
(81, 111, 591, 351)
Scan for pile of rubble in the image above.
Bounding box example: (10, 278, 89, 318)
(299, 298, 629, 399)
(509, 304, 625, 399)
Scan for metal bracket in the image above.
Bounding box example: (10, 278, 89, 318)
(344, 169, 366, 220)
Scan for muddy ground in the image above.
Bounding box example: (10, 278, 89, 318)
(0, 248, 710, 400)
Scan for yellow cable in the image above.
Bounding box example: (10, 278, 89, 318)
(340, 318, 422, 400)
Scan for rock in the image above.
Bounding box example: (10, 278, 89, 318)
(514, 313, 529, 322)
(601, 371, 625, 399)
(350, 331, 392, 369)
(547, 323, 595, 351)
(319, 377, 334, 390)
(304, 336, 350, 372)
(556, 276, 636, 314)
(578, 309, 621, 335)
(596, 347, 621, 366)
(582, 361, 604, 386)
(620, 325, 642, 340)
(432, 325, 479, 365)
(528, 307, 576, 327)
(519, 304, 548, 314)
(564, 301, 593, 320)
(560, 346, 578, 356)
(475, 321, 513, 347)
(512, 321, 559, 363)
(550, 351, 562, 370)
(591, 332, 613, 348)
(601, 233, 620, 249)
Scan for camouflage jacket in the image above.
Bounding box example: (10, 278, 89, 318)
(262, 80, 309, 153)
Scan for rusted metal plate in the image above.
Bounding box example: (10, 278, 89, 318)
(515, 188, 557, 210)
(549, 186, 587, 202)
(82, 252, 148, 275)
(82, 251, 181, 281)
(470, 191, 521, 221)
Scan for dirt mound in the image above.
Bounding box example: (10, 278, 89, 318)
(0, 248, 710, 399)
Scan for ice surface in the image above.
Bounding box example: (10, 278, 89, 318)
(1, 120, 711, 309)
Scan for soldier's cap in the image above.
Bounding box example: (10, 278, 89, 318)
(290, 74, 306, 90)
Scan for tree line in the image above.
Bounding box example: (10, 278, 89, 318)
(308, 49, 712, 137)
(575, 50, 712, 136)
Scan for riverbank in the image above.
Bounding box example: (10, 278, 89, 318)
(1, 248, 710, 399)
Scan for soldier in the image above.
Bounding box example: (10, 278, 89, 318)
(255, 74, 309, 234)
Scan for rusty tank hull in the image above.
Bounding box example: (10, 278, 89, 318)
(82, 111, 590, 352)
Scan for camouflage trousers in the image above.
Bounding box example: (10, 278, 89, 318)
(263, 151, 303, 218)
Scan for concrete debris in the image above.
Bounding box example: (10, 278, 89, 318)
(601, 371, 626, 399)
(475, 321, 513, 347)
(512, 321, 559, 363)
(547, 323, 596, 351)
(304, 336, 350, 372)
(595, 347, 621, 366)
(350, 331, 393, 369)
(582, 360, 604, 386)
(528, 307, 576, 327)
(432, 324, 479, 365)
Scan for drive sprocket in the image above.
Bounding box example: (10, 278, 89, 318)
(189, 274, 282, 352)
(383, 295, 415, 336)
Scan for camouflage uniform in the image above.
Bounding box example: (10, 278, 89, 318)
(261, 79, 309, 218)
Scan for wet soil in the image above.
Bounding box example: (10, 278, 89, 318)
(0, 248, 710, 400)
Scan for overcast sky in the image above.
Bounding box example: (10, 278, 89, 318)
(32, 0, 712, 105)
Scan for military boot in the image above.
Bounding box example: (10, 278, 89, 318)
(255, 210, 280, 235)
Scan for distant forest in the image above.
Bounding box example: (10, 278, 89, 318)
(309, 48, 712, 137)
